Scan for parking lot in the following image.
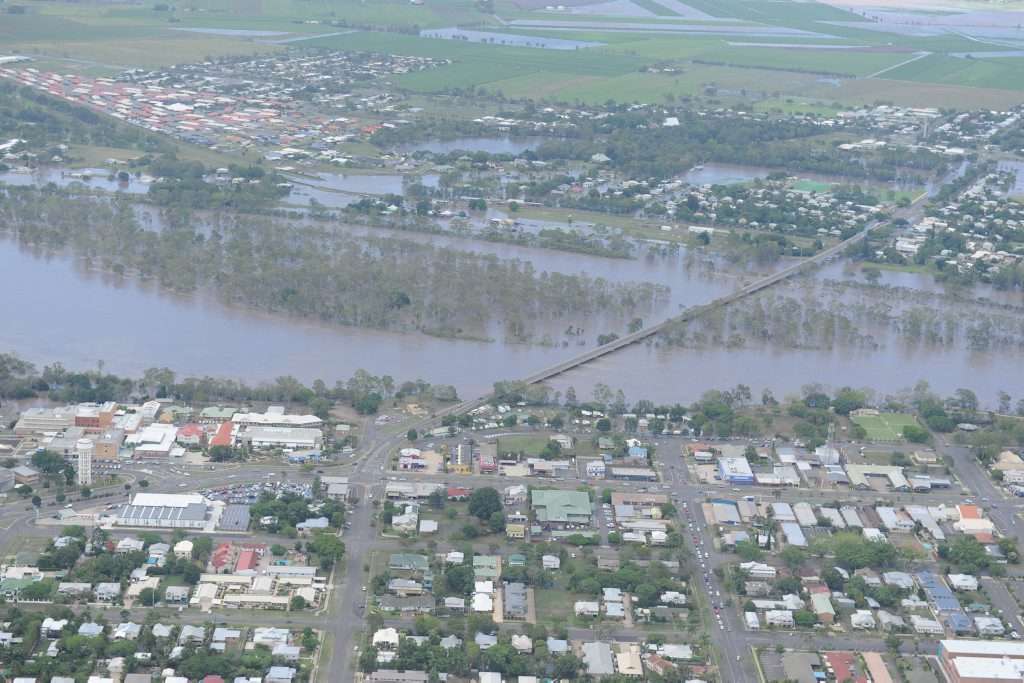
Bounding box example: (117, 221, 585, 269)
(200, 479, 313, 505)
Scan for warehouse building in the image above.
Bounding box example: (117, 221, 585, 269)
(115, 493, 210, 529)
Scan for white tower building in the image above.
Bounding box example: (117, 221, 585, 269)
(76, 438, 93, 486)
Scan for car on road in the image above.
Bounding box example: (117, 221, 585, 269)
(361, 586, 367, 591)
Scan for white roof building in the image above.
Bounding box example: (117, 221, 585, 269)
(949, 574, 979, 591)
(739, 562, 776, 579)
(974, 616, 1006, 636)
(851, 610, 876, 629)
(765, 610, 794, 627)
(471, 593, 493, 613)
(882, 572, 914, 589)
(911, 615, 943, 634)
(231, 412, 322, 428)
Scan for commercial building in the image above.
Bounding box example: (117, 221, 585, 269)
(321, 476, 349, 501)
(241, 427, 323, 450)
(231, 411, 323, 429)
(129, 424, 180, 459)
(607, 466, 657, 482)
(530, 489, 593, 528)
(939, 640, 1024, 683)
(12, 465, 39, 485)
(115, 493, 210, 529)
(718, 457, 754, 485)
(93, 429, 126, 460)
(845, 464, 910, 491)
(14, 405, 77, 435)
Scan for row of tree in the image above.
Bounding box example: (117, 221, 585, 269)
(0, 188, 667, 340)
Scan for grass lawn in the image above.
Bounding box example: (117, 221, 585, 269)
(3, 534, 50, 560)
(497, 434, 551, 457)
(161, 574, 187, 588)
(533, 586, 576, 623)
(862, 450, 893, 466)
(852, 413, 918, 442)
(791, 180, 833, 193)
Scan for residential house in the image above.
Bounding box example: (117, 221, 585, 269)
(975, 616, 1006, 636)
(740, 562, 777, 580)
(616, 643, 643, 678)
(878, 611, 906, 632)
(265, 667, 296, 683)
(765, 610, 795, 627)
(474, 633, 498, 650)
(439, 635, 462, 650)
(504, 485, 528, 505)
(546, 637, 568, 655)
(179, 625, 206, 644)
(151, 624, 173, 640)
(851, 610, 876, 629)
(388, 554, 429, 573)
(94, 583, 121, 602)
(113, 623, 141, 641)
(387, 579, 424, 597)
(510, 634, 532, 654)
(273, 644, 301, 661)
(503, 582, 528, 621)
(882, 572, 915, 590)
(78, 622, 103, 637)
(810, 593, 835, 624)
(911, 615, 943, 634)
(581, 641, 615, 676)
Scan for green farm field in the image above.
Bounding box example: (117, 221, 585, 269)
(883, 54, 1024, 92)
(5, 0, 1024, 114)
(693, 45, 911, 77)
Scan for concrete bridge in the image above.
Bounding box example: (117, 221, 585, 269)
(436, 225, 872, 414)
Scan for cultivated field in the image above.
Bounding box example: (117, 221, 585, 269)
(6, 0, 1024, 108)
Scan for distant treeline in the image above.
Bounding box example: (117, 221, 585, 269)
(0, 353, 456, 419)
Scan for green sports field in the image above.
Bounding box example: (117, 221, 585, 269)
(791, 180, 833, 193)
(852, 413, 920, 442)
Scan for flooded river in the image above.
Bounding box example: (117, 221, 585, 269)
(0, 156, 1012, 406)
(1, 217, 1020, 405)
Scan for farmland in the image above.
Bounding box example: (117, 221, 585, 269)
(3, 0, 1024, 108)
